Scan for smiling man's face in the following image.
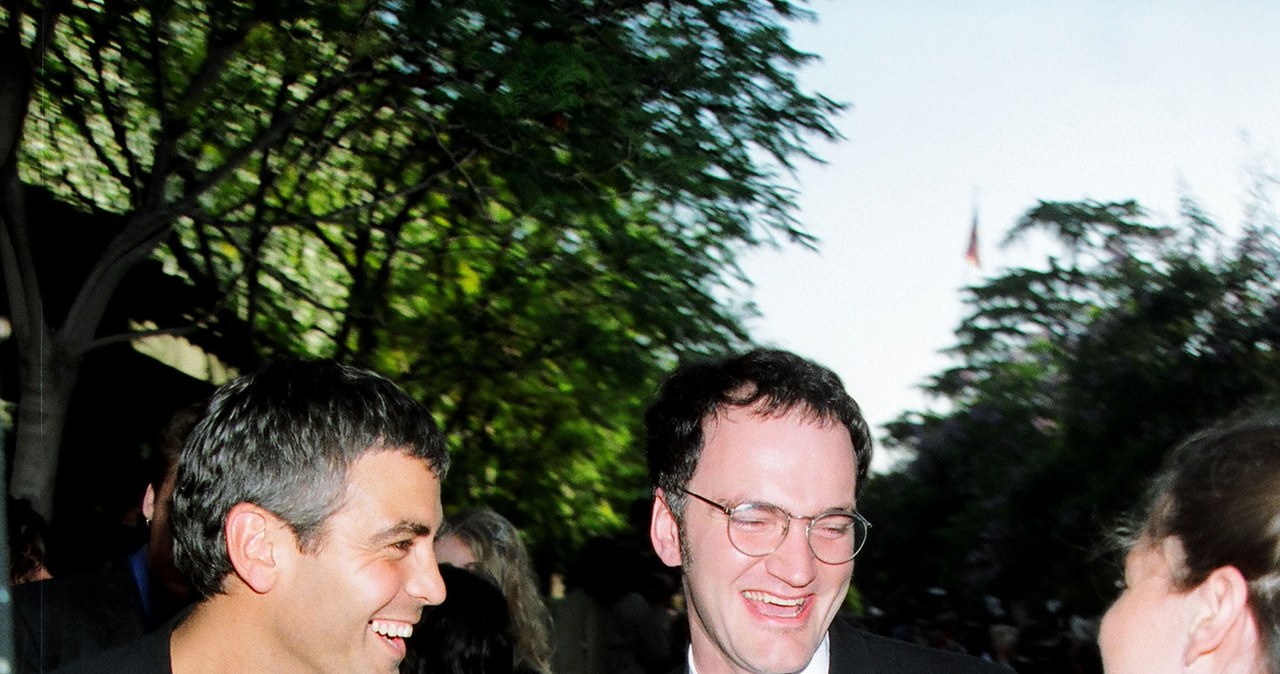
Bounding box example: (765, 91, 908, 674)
(272, 450, 447, 674)
(652, 404, 858, 674)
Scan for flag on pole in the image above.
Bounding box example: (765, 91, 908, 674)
(965, 201, 980, 268)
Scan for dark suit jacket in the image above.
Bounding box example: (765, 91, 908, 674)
(672, 617, 1003, 674)
(827, 618, 1002, 673)
(14, 564, 148, 674)
(50, 610, 180, 674)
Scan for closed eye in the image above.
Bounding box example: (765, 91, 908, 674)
(734, 516, 773, 530)
(814, 523, 852, 538)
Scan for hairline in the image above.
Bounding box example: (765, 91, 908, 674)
(294, 445, 441, 554)
(668, 399, 859, 522)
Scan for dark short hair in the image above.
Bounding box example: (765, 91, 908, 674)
(1127, 410, 1280, 671)
(644, 348, 872, 513)
(171, 359, 448, 598)
(147, 401, 206, 492)
(405, 565, 515, 674)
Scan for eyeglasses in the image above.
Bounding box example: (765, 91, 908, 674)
(678, 488, 870, 565)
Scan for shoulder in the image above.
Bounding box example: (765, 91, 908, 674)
(828, 618, 1004, 674)
(15, 565, 143, 619)
(51, 621, 173, 674)
(15, 568, 149, 673)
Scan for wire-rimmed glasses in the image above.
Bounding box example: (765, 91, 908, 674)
(679, 487, 870, 565)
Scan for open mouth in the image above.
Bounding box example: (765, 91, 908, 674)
(370, 619, 413, 655)
(742, 590, 808, 619)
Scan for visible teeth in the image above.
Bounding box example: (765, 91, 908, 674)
(370, 620, 413, 638)
(743, 591, 804, 607)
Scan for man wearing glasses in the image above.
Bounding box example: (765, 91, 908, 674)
(646, 349, 998, 674)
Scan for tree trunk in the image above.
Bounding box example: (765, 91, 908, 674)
(9, 325, 80, 520)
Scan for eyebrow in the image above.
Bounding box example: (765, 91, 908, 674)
(372, 521, 435, 543)
(768, 500, 857, 516)
(730, 497, 858, 516)
(728, 491, 855, 510)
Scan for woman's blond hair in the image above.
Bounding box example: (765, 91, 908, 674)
(443, 508, 553, 674)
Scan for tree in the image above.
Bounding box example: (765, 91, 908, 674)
(867, 198, 1280, 615)
(0, 0, 841, 544)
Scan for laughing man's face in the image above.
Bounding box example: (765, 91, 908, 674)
(652, 405, 858, 674)
(274, 450, 447, 674)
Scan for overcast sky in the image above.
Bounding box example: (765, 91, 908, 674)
(739, 1, 1280, 470)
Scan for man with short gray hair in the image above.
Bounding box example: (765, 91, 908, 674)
(58, 359, 450, 674)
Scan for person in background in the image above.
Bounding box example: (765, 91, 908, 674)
(1099, 411, 1280, 674)
(9, 497, 53, 585)
(55, 359, 449, 674)
(575, 534, 679, 674)
(645, 348, 1000, 674)
(402, 564, 516, 674)
(15, 402, 202, 673)
(435, 508, 553, 674)
(136, 401, 204, 621)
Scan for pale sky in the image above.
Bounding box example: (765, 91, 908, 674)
(740, 1, 1280, 470)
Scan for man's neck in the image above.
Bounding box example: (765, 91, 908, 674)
(170, 596, 301, 674)
(687, 632, 832, 674)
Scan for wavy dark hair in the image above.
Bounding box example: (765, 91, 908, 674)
(403, 565, 514, 674)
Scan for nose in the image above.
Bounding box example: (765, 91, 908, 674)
(764, 521, 817, 587)
(407, 547, 448, 606)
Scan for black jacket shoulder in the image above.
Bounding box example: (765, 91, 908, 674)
(14, 566, 148, 674)
(50, 611, 178, 674)
(829, 618, 1005, 674)
(663, 617, 1005, 674)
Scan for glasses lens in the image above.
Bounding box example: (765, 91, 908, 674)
(808, 513, 865, 564)
(726, 504, 788, 557)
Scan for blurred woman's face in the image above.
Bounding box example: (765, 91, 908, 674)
(434, 533, 478, 569)
(1098, 538, 1187, 674)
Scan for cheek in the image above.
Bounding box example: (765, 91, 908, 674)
(1097, 593, 1147, 674)
(819, 561, 853, 592)
(341, 560, 410, 611)
(682, 525, 743, 591)
(1099, 589, 1133, 638)
(682, 520, 747, 579)
(1097, 599, 1121, 652)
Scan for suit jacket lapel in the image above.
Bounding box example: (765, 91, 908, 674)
(828, 617, 874, 673)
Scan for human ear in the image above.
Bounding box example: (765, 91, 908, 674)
(141, 484, 156, 522)
(1183, 564, 1258, 667)
(650, 489, 683, 568)
(225, 503, 285, 594)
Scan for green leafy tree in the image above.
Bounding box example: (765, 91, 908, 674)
(0, 0, 840, 553)
(867, 198, 1280, 615)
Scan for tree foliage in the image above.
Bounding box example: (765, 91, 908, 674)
(0, 0, 840, 564)
(864, 197, 1280, 616)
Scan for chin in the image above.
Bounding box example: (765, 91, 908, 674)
(744, 641, 819, 674)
